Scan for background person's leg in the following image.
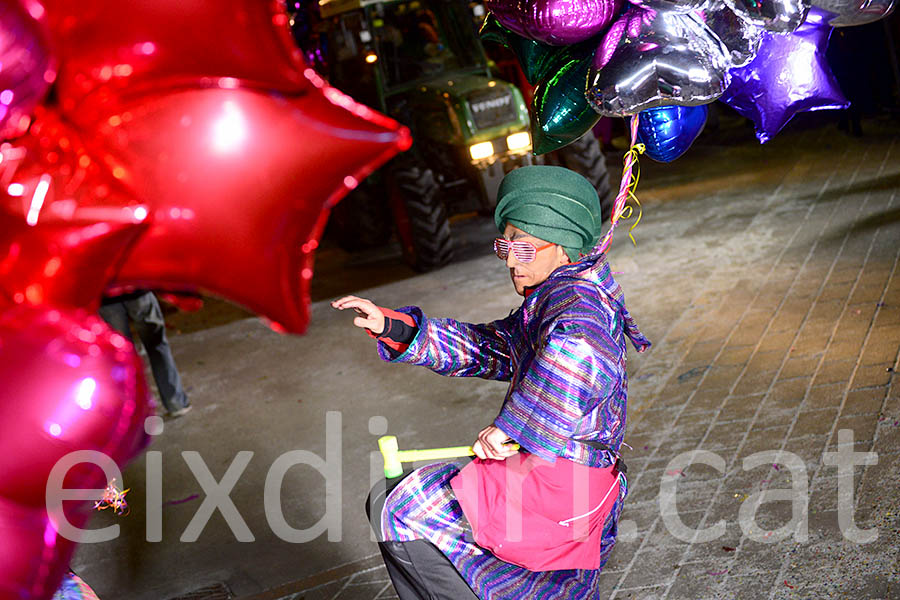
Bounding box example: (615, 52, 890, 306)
(125, 292, 189, 414)
(367, 477, 478, 600)
(98, 300, 132, 341)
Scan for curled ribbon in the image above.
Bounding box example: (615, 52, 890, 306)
(595, 116, 645, 255)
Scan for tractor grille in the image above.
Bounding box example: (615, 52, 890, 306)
(466, 89, 518, 131)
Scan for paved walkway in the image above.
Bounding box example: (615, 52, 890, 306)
(252, 119, 900, 599)
(72, 115, 899, 600)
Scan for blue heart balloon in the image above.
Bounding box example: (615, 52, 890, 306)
(636, 105, 709, 162)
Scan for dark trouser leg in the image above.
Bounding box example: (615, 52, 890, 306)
(98, 301, 133, 341)
(367, 478, 478, 600)
(124, 292, 189, 413)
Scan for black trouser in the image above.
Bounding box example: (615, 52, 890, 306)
(367, 476, 479, 600)
(98, 291, 188, 413)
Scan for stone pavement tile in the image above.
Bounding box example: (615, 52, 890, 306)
(793, 575, 898, 600)
(849, 283, 889, 305)
(818, 281, 855, 302)
(874, 308, 900, 327)
(769, 378, 810, 405)
(811, 360, 856, 387)
(791, 408, 840, 438)
(873, 419, 900, 456)
(843, 388, 888, 416)
(717, 396, 762, 423)
(666, 561, 728, 600)
(715, 345, 755, 368)
(834, 413, 879, 444)
(852, 363, 895, 389)
(633, 407, 683, 433)
(807, 300, 845, 324)
(611, 585, 669, 600)
(826, 321, 869, 350)
(727, 542, 787, 577)
(860, 334, 899, 366)
(745, 350, 787, 378)
(719, 573, 781, 600)
(702, 421, 753, 451)
(628, 470, 666, 505)
(683, 340, 723, 365)
(779, 355, 821, 381)
(695, 366, 745, 394)
(758, 394, 805, 421)
(732, 370, 779, 397)
(805, 383, 845, 410)
(595, 569, 623, 599)
(808, 481, 840, 514)
(682, 449, 741, 481)
(768, 307, 807, 334)
(680, 389, 729, 415)
(758, 331, 796, 356)
(781, 435, 829, 470)
(617, 546, 683, 591)
(641, 515, 697, 551)
(741, 424, 792, 456)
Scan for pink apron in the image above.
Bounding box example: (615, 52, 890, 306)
(450, 452, 622, 572)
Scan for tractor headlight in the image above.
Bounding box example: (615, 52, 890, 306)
(506, 131, 531, 151)
(469, 141, 494, 161)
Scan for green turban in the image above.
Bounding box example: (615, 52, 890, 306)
(494, 165, 602, 262)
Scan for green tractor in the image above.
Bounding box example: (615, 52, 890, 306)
(291, 0, 611, 271)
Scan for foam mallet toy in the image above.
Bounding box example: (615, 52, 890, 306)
(378, 435, 519, 478)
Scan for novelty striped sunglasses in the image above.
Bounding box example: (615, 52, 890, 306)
(493, 238, 554, 263)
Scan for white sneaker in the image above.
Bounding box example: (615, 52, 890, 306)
(168, 405, 193, 418)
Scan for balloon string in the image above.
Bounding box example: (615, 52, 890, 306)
(595, 116, 644, 255)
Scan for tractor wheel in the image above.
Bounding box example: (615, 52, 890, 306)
(390, 159, 454, 272)
(552, 132, 614, 223)
(326, 186, 392, 251)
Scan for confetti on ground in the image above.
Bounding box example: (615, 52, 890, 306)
(784, 580, 795, 589)
(165, 494, 200, 506)
(722, 546, 736, 552)
(94, 479, 129, 515)
(666, 469, 686, 477)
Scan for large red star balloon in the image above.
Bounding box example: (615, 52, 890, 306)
(0, 112, 149, 311)
(2, 0, 410, 333)
(0, 208, 147, 311)
(43, 0, 310, 119)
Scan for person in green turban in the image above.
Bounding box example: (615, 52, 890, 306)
(493, 165, 604, 295)
(333, 164, 649, 600)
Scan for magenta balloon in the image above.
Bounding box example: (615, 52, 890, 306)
(0, 0, 56, 139)
(0, 305, 154, 507)
(486, 0, 624, 45)
(0, 495, 79, 600)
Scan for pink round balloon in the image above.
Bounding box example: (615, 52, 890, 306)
(0, 0, 57, 139)
(0, 495, 79, 600)
(0, 305, 154, 507)
(486, 0, 623, 45)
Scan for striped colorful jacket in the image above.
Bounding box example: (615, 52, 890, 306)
(378, 254, 650, 467)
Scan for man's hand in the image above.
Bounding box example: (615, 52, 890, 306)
(331, 296, 385, 335)
(472, 425, 518, 461)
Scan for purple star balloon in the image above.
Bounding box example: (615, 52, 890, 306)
(719, 7, 849, 143)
